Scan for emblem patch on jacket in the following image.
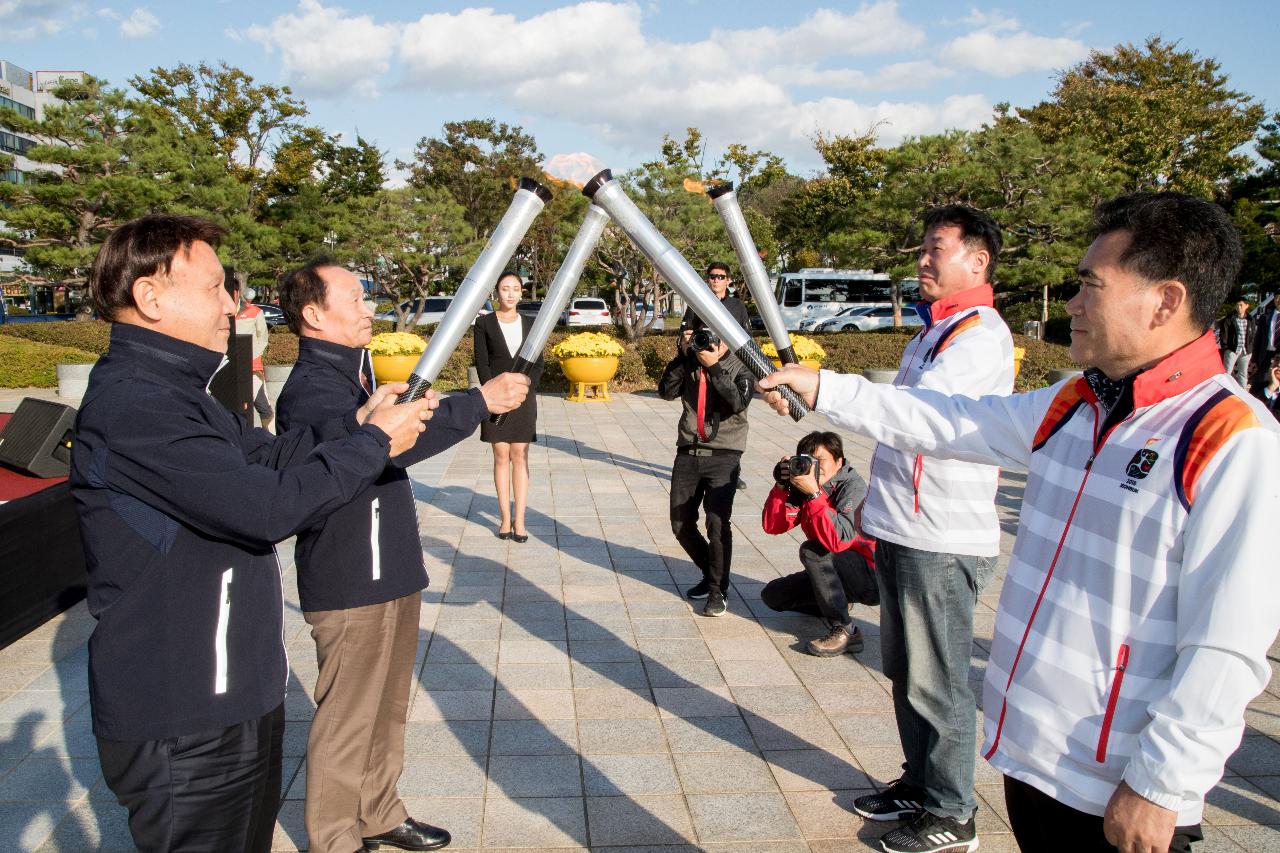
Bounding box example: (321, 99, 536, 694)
(1126, 448, 1159, 479)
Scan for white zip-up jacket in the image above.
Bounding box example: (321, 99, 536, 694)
(861, 284, 1014, 557)
(815, 331, 1280, 824)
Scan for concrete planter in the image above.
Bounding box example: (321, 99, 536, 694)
(56, 362, 93, 400)
(265, 364, 293, 407)
(1047, 368, 1084, 384)
(861, 369, 899, 384)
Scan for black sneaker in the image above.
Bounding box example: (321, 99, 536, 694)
(879, 810, 977, 853)
(853, 778, 927, 821)
(702, 590, 727, 617)
(686, 580, 711, 600)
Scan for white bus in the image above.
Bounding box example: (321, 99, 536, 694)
(774, 269, 920, 330)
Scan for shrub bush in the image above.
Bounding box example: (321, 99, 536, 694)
(0, 336, 97, 388)
(0, 320, 113, 354)
(1000, 300, 1072, 345)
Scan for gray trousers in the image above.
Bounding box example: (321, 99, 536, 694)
(1222, 349, 1250, 386)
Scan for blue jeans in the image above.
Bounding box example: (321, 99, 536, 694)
(876, 539, 990, 821)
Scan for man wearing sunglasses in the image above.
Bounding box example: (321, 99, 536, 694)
(679, 262, 752, 491)
(680, 262, 750, 333)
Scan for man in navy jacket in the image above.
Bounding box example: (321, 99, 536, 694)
(70, 215, 438, 853)
(276, 260, 528, 853)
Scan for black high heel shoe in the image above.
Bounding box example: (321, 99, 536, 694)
(497, 529, 512, 540)
(512, 531, 529, 543)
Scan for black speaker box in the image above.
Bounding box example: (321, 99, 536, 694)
(209, 332, 254, 427)
(0, 398, 77, 478)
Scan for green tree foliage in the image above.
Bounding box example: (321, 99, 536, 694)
(0, 76, 229, 295)
(333, 187, 473, 331)
(320, 135, 387, 202)
(400, 118, 543, 242)
(1229, 112, 1280, 296)
(1021, 37, 1264, 197)
(132, 62, 313, 211)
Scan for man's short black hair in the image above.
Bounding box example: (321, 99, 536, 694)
(89, 215, 226, 322)
(922, 205, 1002, 280)
(797, 430, 844, 462)
(1090, 192, 1242, 332)
(706, 261, 731, 278)
(278, 257, 339, 335)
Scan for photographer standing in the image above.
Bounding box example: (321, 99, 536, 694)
(759, 431, 878, 656)
(659, 280, 754, 617)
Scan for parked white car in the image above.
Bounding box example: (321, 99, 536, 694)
(839, 303, 921, 330)
(561, 297, 611, 327)
(807, 306, 876, 331)
(376, 296, 492, 327)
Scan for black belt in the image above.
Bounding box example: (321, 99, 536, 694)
(678, 446, 741, 457)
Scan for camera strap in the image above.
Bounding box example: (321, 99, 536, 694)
(696, 368, 710, 440)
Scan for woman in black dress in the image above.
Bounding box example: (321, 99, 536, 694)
(474, 272, 543, 541)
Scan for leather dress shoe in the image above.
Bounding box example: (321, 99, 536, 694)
(363, 818, 451, 851)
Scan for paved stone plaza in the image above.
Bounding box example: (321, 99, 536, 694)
(1, 391, 1278, 851)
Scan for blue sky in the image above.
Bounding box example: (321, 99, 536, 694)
(6, 1, 1278, 184)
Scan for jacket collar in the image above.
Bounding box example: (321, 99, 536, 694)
(1078, 331, 1224, 409)
(108, 322, 226, 388)
(916, 283, 994, 330)
(297, 336, 373, 392)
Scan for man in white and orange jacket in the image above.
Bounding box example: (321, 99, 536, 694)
(824, 205, 1014, 853)
(760, 192, 1280, 853)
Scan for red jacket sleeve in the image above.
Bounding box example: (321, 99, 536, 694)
(761, 485, 800, 534)
(798, 493, 850, 552)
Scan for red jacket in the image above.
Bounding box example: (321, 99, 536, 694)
(761, 465, 876, 567)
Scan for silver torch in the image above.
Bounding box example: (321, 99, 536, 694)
(706, 182, 797, 365)
(583, 169, 809, 421)
(397, 178, 552, 403)
(490, 203, 610, 425)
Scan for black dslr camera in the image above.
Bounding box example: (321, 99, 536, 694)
(689, 327, 721, 353)
(773, 454, 818, 487)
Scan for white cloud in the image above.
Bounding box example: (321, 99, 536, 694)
(243, 0, 397, 97)
(940, 16, 1087, 77)
(119, 7, 158, 38)
(712, 3, 924, 63)
(240, 1, 1083, 167)
(0, 0, 79, 40)
(545, 152, 607, 186)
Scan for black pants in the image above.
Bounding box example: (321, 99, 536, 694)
(669, 451, 741, 594)
(1004, 776, 1203, 853)
(97, 703, 285, 853)
(760, 540, 879, 627)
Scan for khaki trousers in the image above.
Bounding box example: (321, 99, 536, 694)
(304, 592, 420, 853)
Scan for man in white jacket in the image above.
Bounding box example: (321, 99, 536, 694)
(760, 192, 1280, 853)
(835, 205, 1013, 853)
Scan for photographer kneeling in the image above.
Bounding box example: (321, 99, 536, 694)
(760, 431, 878, 656)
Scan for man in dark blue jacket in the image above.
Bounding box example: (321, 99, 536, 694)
(70, 215, 438, 853)
(276, 260, 528, 853)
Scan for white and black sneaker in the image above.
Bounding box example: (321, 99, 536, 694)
(879, 810, 977, 853)
(702, 590, 727, 617)
(686, 580, 711, 600)
(853, 778, 927, 821)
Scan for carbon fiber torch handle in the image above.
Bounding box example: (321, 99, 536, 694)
(488, 355, 537, 425)
(775, 346, 799, 366)
(396, 374, 432, 405)
(733, 341, 809, 422)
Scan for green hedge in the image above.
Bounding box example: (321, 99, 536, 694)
(0, 335, 97, 388)
(0, 320, 113, 353)
(3, 321, 1077, 392)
